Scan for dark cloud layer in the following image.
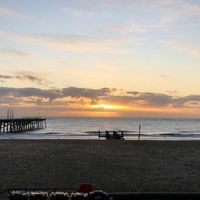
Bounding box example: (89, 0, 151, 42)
(1, 86, 200, 109)
(62, 87, 111, 98)
(124, 91, 173, 106)
(0, 74, 48, 86)
(0, 75, 11, 79)
(0, 87, 60, 101)
(174, 95, 200, 107)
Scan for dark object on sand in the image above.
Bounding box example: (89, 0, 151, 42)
(138, 124, 141, 141)
(105, 130, 110, 140)
(50, 192, 69, 200)
(76, 184, 95, 194)
(71, 184, 109, 200)
(99, 130, 124, 140)
(71, 183, 94, 200)
(113, 131, 121, 139)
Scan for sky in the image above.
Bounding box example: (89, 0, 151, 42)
(0, 0, 200, 118)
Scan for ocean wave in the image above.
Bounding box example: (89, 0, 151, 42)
(157, 130, 200, 137)
(43, 130, 200, 137)
(44, 132, 88, 136)
(4, 129, 200, 139)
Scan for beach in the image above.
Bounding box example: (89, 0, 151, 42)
(0, 140, 200, 195)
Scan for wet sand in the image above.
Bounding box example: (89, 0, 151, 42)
(0, 140, 200, 194)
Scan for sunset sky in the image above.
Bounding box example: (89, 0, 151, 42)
(0, 0, 200, 117)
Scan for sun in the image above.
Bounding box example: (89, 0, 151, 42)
(101, 104, 115, 109)
(91, 104, 125, 110)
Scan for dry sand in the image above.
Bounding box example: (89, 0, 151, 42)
(0, 140, 200, 194)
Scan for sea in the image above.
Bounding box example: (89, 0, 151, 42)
(1, 117, 200, 140)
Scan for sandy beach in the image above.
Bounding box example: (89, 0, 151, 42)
(0, 140, 200, 195)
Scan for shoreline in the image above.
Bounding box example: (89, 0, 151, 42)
(1, 138, 200, 142)
(1, 136, 200, 141)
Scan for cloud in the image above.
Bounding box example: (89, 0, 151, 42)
(0, 87, 61, 102)
(136, 0, 200, 26)
(0, 29, 129, 53)
(161, 40, 200, 57)
(0, 74, 49, 86)
(173, 95, 200, 107)
(16, 75, 48, 86)
(148, 0, 200, 14)
(0, 49, 30, 57)
(1, 86, 200, 110)
(0, 96, 21, 105)
(63, 6, 100, 17)
(104, 92, 173, 107)
(105, 91, 200, 108)
(107, 23, 147, 34)
(69, 0, 200, 17)
(62, 87, 111, 98)
(166, 90, 178, 95)
(0, 6, 27, 19)
(181, 2, 200, 16)
(171, 42, 200, 57)
(0, 74, 11, 79)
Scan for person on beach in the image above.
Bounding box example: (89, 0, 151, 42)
(138, 124, 141, 141)
(121, 131, 124, 140)
(105, 130, 110, 140)
(113, 131, 121, 139)
(98, 130, 101, 138)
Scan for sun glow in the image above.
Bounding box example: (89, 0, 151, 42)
(91, 104, 126, 110)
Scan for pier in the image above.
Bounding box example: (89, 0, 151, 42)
(0, 118, 47, 133)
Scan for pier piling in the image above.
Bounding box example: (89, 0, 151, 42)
(0, 118, 46, 133)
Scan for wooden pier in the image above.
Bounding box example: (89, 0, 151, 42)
(0, 118, 47, 133)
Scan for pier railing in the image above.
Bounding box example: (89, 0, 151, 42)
(0, 118, 47, 133)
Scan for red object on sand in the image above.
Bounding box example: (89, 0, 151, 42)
(76, 184, 95, 193)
